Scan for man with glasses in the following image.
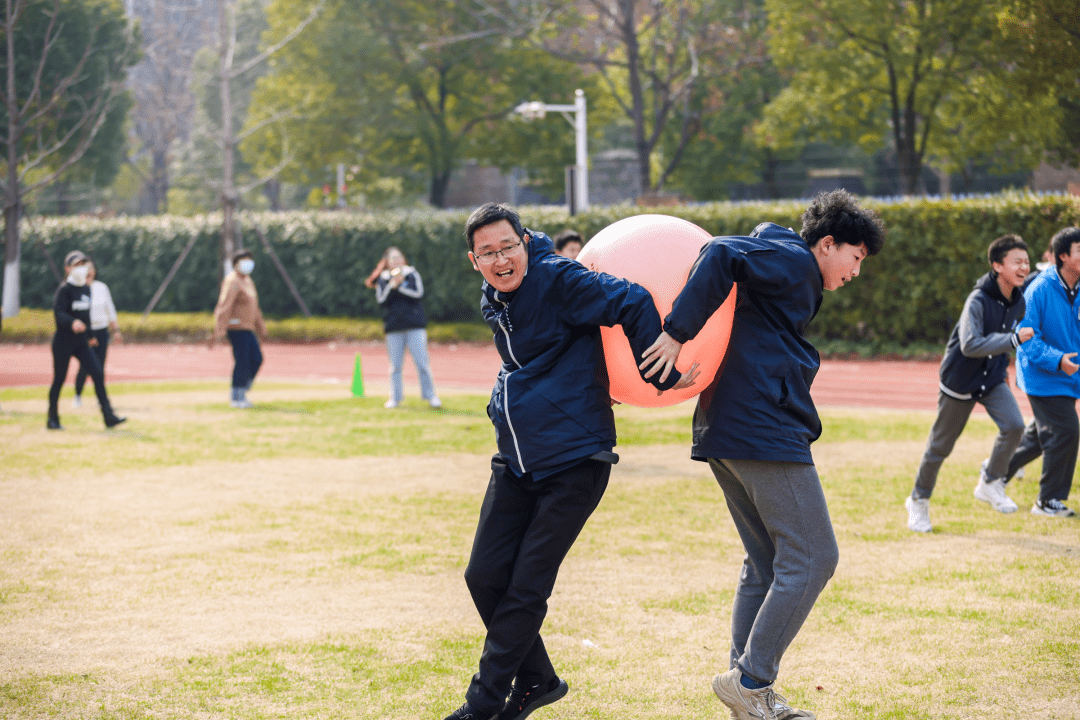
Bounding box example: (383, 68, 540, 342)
(441, 202, 699, 720)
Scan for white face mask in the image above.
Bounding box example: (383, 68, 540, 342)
(237, 259, 255, 275)
(68, 265, 89, 286)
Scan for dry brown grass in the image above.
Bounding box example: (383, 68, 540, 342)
(1, 387, 1078, 719)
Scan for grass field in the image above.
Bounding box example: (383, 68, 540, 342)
(1, 382, 1078, 719)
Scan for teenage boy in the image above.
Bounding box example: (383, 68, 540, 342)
(639, 190, 885, 720)
(47, 250, 126, 430)
(443, 202, 698, 720)
(552, 229, 584, 260)
(1003, 226, 1080, 518)
(904, 235, 1033, 532)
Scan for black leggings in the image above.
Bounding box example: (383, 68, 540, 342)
(49, 334, 112, 420)
(74, 328, 110, 396)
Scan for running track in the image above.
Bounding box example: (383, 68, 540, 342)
(0, 341, 1032, 416)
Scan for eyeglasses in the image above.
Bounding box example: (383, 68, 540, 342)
(473, 241, 524, 265)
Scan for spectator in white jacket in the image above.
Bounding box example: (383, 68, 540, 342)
(74, 260, 123, 408)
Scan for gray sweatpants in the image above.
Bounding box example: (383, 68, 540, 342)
(912, 383, 1025, 500)
(709, 458, 839, 685)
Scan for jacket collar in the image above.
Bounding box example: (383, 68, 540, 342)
(977, 271, 1019, 306)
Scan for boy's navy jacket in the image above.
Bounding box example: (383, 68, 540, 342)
(376, 266, 427, 332)
(938, 272, 1025, 400)
(662, 222, 823, 465)
(480, 230, 681, 476)
(1017, 267, 1080, 399)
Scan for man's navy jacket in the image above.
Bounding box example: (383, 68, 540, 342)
(663, 222, 823, 465)
(480, 230, 680, 476)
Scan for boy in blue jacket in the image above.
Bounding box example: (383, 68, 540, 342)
(905, 234, 1034, 533)
(1003, 226, 1080, 518)
(640, 190, 884, 720)
(442, 203, 698, 720)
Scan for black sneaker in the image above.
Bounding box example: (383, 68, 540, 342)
(104, 415, 127, 429)
(46, 418, 63, 430)
(498, 677, 569, 720)
(442, 702, 497, 720)
(1031, 498, 1076, 517)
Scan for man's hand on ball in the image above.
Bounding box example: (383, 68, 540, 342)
(640, 331, 683, 383)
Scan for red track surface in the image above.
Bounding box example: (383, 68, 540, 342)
(0, 341, 1030, 415)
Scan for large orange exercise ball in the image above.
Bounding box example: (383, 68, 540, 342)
(577, 214, 736, 408)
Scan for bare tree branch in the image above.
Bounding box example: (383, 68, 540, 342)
(231, 0, 325, 78)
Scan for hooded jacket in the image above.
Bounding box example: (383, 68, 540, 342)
(481, 230, 680, 476)
(938, 272, 1025, 400)
(662, 222, 824, 465)
(1017, 267, 1080, 399)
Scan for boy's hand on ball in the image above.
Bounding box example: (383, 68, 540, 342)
(640, 331, 683, 383)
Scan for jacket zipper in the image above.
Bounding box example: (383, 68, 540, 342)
(494, 293, 526, 473)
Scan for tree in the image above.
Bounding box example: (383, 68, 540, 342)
(1, 0, 139, 317)
(212, 0, 322, 269)
(659, 0, 786, 199)
(759, 0, 1063, 195)
(126, 0, 216, 214)
(244, 0, 594, 208)
(530, 0, 761, 195)
(999, 0, 1080, 164)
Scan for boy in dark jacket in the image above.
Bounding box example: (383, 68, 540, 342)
(639, 190, 884, 720)
(47, 250, 126, 430)
(905, 234, 1033, 532)
(441, 203, 698, 720)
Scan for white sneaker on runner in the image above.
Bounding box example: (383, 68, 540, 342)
(905, 495, 932, 533)
(712, 668, 772, 720)
(974, 478, 1018, 513)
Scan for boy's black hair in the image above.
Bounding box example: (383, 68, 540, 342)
(987, 234, 1028, 266)
(232, 249, 254, 264)
(1052, 227, 1080, 269)
(799, 189, 885, 256)
(553, 229, 583, 252)
(464, 202, 525, 251)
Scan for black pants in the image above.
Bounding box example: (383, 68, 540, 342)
(49, 334, 113, 421)
(74, 328, 110, 396)
(227, 329, 263, 389)
(1006, 394, 1078, 503)
(463, 455, 610, 715)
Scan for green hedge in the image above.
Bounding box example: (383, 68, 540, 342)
(4, 193, 1079, 344)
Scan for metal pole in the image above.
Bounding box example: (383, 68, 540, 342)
(574, 89, 588, 211)
(337, 163, 346, 208)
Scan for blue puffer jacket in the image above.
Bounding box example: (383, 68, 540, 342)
(663, 223, 824, 465)
(1017, 267, 1080, 399)
(481, 230, 680, 475)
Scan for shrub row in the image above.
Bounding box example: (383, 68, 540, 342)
(5, 193, 1079, 344)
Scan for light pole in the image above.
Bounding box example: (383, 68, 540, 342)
(515, 88, 588, 212)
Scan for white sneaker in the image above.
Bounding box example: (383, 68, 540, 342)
(1031, 498, 1076, 517)
(428, 396, 442, 409)
(974, 478, 1018, 513)
(905, 496, 932, 533)
(712, 667, 804, 720)
(72, 396, 82, 408)
(384, 399, 399, 409)
(230, 399, 253, 409)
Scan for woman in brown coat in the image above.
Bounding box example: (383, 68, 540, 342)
(213, 249, 268, 408)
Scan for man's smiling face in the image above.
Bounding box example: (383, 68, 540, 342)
(470, 219, 530, 293)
